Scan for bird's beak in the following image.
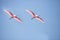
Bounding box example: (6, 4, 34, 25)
(9, 17, 13, 20)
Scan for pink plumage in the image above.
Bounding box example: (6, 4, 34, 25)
(26, 9, 45, 23)
(4, 9, 23, 23)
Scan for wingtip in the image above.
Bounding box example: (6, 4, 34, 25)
(25, 9, 31, 13)
(3, 9, 8, 11)
(3, 9, 10, 14)
(25, 9, 28, 12)
(3, 9, 6, 11)
(19, 20, 23, 24)
(25, 9, 30, 12)
(3, 9, 8, 13)
(3, 9, 6, 12)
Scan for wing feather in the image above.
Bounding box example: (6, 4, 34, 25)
(4, 9, 13, 17)
(14, 16, 22, 23)
(26, 9, 35, 17)
(36, 16, 45, 23)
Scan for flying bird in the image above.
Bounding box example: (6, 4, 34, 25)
(4, 9, 23, 23)
(25, 9, 45, 23)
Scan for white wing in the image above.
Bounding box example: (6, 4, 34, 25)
(25, 9, 35, 17)
(4, 9, 13, 17)
(14, 16, 23, 23)
(36, 16, 45, 23)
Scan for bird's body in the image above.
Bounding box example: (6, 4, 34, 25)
(4, 9, 22, 23)
(26, 9, 45, 23)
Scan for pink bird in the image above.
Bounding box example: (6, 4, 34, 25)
(4, 9, 23, 23)
(25, 9, 45, 23)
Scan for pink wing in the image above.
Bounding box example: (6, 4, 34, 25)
(14, 16, 23, 23)
(36, 16, 45, 23)
(4, 9, 13, 17)
(26, 9, 35, 17)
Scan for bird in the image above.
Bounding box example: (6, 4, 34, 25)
(4, 9, 23, 23)
(25, 9, 45, 23)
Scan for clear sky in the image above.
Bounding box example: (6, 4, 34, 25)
(0, 0, 60, 40)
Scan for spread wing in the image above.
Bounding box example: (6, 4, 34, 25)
(14, 16, 22, 23)
(36, 16, 45, 23)
(4, 9, 13, 17)
(25, 9, 35, 17)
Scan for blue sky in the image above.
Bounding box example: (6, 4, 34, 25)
(0, 0, 60, 40)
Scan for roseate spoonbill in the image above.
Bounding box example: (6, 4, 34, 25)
(25, 9, 45, 23)
(4, 9, 23, 23)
